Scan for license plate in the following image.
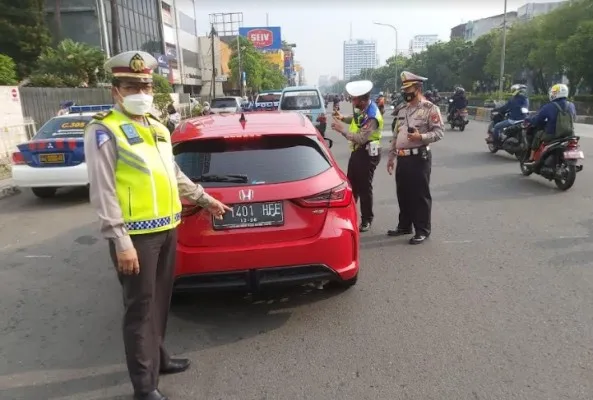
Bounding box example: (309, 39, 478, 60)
(564, 150, 584, 159)
(212, 201, 284, 230)
(39, 153, 65, 163)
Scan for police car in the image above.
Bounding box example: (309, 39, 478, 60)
(11, 104, 111, 198)
(253, 91, 282, 111)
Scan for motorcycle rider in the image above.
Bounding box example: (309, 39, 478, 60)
(447, 87, 468, 122)
(377, 92, 386, 114)
(390, 92, 406, 133)
(424, 90, 434, 103)
(487, 83, 529, 143)
(524, 83, 576, 164)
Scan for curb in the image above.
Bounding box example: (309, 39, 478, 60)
(0, 180, 20, 200)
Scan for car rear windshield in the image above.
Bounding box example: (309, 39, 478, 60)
(280, 91, 322, 110)
(211, 98, 237, 108)
(174, 135, 331, 187)
(256, 94, 281, 103)
(34, 116, 92, 139)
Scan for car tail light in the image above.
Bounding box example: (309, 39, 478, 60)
(567, 139, 579, 149)
(317, 114, 327, 123)
(293, 181, 352, 208)
(11, 151, 24, 165)
(224, 134, 262, 140)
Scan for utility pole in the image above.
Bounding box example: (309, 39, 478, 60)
(110, 0, 120, 55)
(210, 24, 217, 99)
(237, 36, 243, 97)
(498, 0, 508, 99)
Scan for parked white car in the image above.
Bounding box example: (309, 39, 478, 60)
(209, 97, 242, 113)
(11, 104, 112, 198)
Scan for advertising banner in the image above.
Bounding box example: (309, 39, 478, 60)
(239, 27, 282, 50)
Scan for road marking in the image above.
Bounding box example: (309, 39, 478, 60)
(442, 240, 473, 244)
(556, 235, 589, 239)
(24, 255, 52, 258)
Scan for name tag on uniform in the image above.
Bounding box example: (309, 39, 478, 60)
(121, 124, 144, 145)
(156, 133, 167, 142)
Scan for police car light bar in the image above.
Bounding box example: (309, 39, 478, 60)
(69, 104, 113, 113)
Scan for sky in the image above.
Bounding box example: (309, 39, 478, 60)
(194, 0, 557, 85)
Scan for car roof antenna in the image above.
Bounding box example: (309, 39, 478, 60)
(239, 112, 246, 122)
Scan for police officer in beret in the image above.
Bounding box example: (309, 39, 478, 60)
(386, 71, 444, 244)
(84, 51, 230, 400)
(332, 80, 383, 232)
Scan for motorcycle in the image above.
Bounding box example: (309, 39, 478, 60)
(486, 104, 526, 160)
(517, 123, 584, 190)
(448, 99, 469, 131)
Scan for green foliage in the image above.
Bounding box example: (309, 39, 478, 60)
(0, 54, 18, 85)
(152, 73, 173, 117)
(0, 0, 52, 78)
(328, 0, 593, 99)
(29, 39, 107, 87)
(228, 37, 287, 92)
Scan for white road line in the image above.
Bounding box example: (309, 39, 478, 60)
(442, 240, 473, 244)
(24, 255, 52, 258)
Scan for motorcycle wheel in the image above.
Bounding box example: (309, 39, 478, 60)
(514, 152, 522, 161)
(459, 123, 465, 132)
(450, 123, 455, 131)
(487, 142, 498, 153)
(518, 152, 533, 176)
(554, 161, 576, 191)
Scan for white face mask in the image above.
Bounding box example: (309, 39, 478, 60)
(121, 93, 154, 115)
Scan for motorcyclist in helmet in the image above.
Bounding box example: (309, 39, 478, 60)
(524, 83, 576, 164)
(376, 91, 386, 114)
(390, 92, 406, 133)
(424, 90, 434, 103)
(487, 83, 529, 143)
(447, 87, 468, 122)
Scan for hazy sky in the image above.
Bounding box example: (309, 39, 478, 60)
(195, 1, 555, 85)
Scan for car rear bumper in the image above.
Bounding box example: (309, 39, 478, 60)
(12, 163, 88, 187)
(174, 208, 359, 292)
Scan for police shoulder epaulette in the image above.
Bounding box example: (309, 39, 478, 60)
(422, 101, 434, 109)
(146, 113, 161, 122)
(92, 110, 112, 120)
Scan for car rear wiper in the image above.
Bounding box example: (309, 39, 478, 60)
(193, 174, 249, 183)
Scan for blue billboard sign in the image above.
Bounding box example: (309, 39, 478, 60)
(239, 26, 282, 50)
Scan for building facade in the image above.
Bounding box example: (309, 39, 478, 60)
(343, 39, 377, 81)
(409, 35, 438, 54)
(517, 1, 566, 20)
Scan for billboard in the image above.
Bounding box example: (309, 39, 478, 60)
(262, 50, 284, 71)
(239, 26, 282, 50)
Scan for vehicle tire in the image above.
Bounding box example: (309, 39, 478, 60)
(518, 153, 533, 176)
(515, 152, 522, 161)
(32, 187, 57, 198)
(487, 143, 498, 153)
(450, 123, 455, 131)
(555, 163, 576, 191)
(459, 123, 465, 132)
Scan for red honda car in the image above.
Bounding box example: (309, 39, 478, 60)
(171, 111, 359, 292)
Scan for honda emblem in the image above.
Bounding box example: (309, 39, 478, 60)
(239, 189, 253, 201)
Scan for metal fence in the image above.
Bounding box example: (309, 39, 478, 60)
(20, 87, 112, 128)
(0, 119, 37, 179)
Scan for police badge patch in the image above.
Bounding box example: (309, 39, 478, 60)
(121, 124, 144, 145)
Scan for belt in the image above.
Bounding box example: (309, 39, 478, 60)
(396, 146, 430, 157)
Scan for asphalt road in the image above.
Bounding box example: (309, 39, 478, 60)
(2, 103, 593, 400)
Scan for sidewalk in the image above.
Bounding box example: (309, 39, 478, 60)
(0, 177, 19, 200)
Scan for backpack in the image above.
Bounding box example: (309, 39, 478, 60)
(552, 101, 574, 138)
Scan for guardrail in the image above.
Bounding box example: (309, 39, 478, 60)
(439, 105, 593, 125)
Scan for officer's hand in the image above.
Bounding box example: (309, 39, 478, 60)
(207, 199, 231, 220)
(387, 159, 395, 175)
(407, 129, 422, 141)
(331, 119, 342, 133)
(117, 247, 140, 275)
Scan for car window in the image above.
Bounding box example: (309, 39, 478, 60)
(256, 94, 281, 103)
(174, 135, 331, 187)
(211, 98, 238, 108)
(280, 91, 322, 110)
(34, 116, 93, 139)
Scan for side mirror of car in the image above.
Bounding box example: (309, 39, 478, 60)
(324, 138, 334, 148)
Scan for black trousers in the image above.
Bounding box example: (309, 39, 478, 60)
(108, 228, 177, 394)
(395, 150, 432, 236)
(347, 147, 380, 223)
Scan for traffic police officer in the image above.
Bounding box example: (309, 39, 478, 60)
(331, 80, 383, 232)
(386, 71, 444, 244)
(85, 51, 230, 400)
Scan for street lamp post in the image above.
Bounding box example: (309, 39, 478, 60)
(374, 22, 398, 93)
(498, 0, 508, 99)
(237, 36, 243, 97)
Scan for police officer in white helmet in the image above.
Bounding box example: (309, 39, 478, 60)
(332, 80, 384, 232)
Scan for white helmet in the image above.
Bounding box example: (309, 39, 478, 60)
(379, 92, 384, 96)
(549, 84, 569, 101)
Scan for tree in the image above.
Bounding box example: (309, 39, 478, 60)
(0, 54, 18, 85)
(152, 73, 173, 117)
(29, 39, 107, 87)
(559, 20, 593, 94)
(0, 0, 52, 78)
(228, 36, 287, 92)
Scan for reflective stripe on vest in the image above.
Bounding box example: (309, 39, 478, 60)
(88, 110, 182, 234)
(349, 103, 383, 151)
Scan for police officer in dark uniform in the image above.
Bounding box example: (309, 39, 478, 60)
(386, 71, 444, 244)
(331, 80, 383, 232)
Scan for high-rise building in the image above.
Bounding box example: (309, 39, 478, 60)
(409, 35, 439, 54)
(318, 75, 330, 88)
(343, 39, 377, 81)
